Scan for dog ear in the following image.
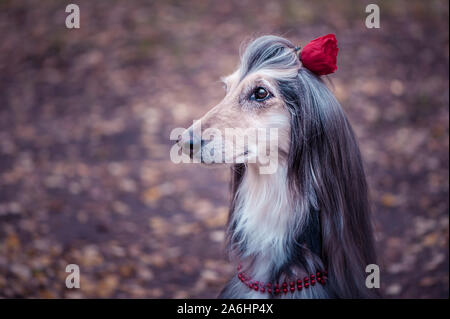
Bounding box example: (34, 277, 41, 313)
(288, 69, 380, 298)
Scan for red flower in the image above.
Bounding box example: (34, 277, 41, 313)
(300, 34, 339, 76)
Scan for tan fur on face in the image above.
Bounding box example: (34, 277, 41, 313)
(184, 69, 291, 166)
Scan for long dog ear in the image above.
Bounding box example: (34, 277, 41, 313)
(288, 69, 379, 298)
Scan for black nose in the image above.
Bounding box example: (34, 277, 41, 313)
(179, 128, 203, 159)
(188, 138, 195, 159)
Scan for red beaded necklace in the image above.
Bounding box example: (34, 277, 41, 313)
(236, 264, 328, 295)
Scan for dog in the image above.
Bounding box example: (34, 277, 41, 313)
(177, 35, 379, 298)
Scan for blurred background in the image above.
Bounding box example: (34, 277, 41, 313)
(0, 0, 448, 298)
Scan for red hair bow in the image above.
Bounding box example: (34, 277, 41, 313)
(300, 34, 339, 76)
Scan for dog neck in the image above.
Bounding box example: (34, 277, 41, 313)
(229, 162, 310, 278)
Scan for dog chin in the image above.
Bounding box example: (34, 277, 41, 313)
(198, 153, 251, 166)
(200, 161, 230, 169)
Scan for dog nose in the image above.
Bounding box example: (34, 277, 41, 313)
(179, 128, 202, 158)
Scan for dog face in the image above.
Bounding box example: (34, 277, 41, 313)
(178, 69, 291, 170)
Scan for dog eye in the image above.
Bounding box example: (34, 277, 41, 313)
(250, 87, 271, 102)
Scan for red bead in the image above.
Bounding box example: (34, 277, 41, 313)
(235, 269, 332, 293)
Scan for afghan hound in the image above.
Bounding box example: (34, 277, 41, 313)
(176, 35, 379, 299)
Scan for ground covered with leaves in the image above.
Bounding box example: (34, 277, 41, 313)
(0, 0, 448, 298)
